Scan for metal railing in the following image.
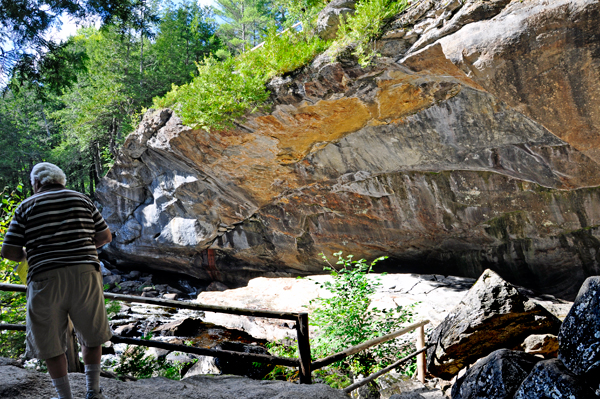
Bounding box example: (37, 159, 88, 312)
(0, 283, 429, 389)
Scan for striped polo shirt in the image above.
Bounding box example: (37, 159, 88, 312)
(3, 184, 109, 282)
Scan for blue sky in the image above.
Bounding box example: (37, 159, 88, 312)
(51, 0, 219, 42)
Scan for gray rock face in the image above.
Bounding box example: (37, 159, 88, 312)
(558, 276, 600, 390)
(439, 0, 600, 163)
(316, 0, 356, 40)
(513, 359, 596, 399)
(450, 349, 539, 399)
(427, 270, 561, 379)
(96, 0, 600, 300)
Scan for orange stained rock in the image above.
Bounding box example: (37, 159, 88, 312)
(377, 70, 462, 121)
(399, 43, 486, 91)
(377, 76, 433, 121)
(254, 97, 373, 164)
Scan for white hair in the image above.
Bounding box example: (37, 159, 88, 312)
(30, 163, 67, 186)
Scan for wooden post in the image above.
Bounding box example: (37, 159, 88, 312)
(296, 312, 311, 384)
(66, 317, 83, 373)
(416, 325, 426, 383)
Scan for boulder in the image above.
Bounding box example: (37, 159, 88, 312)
(513, 359, 596, 399)
(379, 373, 446, 398)
(450, 349, 539, 399)
(103, 275, 121, 289)
(427, 270, 562, 379)
(96, 0, 600, 301)
(316, 0, 357, 40)
(113, 322, 141, 337)
(558, 276, 600, 392)
(518, 334, 559, 358)
(152, 318, 203, 337)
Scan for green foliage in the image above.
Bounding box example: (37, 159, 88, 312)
(153, 55, 268, 131)
(0, 291, 27, 358)
(0, 0, 143, 87)
(214, 0, 273, 53)
(0, 185, 26, 358)
(334, 0, 409, 66)
(263, 340, 299, 382)
(153, 28, 327, 130)
(239, 26, 328, 79)
(109, 342, 190, 380)
(0, 85, 56, 191)
(272, 0, 327, 30)
(105, 299, 122, 319)
(153, 1, 221, 86)
(310, 252, 415, 377)
(313, 367, 352, 389)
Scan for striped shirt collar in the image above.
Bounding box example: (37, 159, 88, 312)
(38, 184, 66, 193)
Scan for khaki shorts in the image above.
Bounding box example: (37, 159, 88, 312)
(25, 264, 113, 360)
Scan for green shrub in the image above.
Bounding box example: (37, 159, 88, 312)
(152, 56, 269, 131)
(334, 0, 409, 66)
(0, 185, 26, 359)
(263, 340, 300, 382)
(109, 340, 190, 381)
(310, 252, 415, 378)
(152, 28, 328, 131)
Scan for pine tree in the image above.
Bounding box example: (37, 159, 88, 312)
(213, 0, 273, 53)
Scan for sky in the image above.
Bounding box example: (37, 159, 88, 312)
(50, 0, 219, 43)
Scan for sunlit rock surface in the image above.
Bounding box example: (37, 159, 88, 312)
(97, 0, 600, 299)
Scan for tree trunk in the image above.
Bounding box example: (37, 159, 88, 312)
(88, 164, 95, 196)
(109, 117, 117, 158)
(139, 0, 145, 85)
(92, 142, 102, 185)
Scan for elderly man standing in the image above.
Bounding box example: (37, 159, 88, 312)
(1, 162, 113, 399)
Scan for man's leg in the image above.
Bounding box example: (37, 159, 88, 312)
(83, 345, 102, 394)
(46, 353, 73, 399)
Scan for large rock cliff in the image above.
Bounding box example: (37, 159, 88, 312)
(96, 0, 600, 299)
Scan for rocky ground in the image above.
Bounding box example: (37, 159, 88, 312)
(0, 357, 348, 399)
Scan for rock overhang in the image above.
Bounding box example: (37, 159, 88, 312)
(96, 0, 600, 300)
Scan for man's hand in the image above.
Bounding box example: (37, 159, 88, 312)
(1, 245, 26, 262)
(94, 229, 112, 248)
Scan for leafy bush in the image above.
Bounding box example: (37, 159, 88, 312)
(310, 252, 415, 377)
(105, 299, 121, 319)
(108, 340, 190, 381)
(264, 252, 417, 388)
(263, 340, 300, 382)
(152, 56, 269, 131)
(152, 28, 327, 131)
(0, 185, 26, 358)
(334, 0, 409, 66)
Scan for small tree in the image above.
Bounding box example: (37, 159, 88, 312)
(310, 252, 414, 377)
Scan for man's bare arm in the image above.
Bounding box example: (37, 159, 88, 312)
(1, 245, 26, 262)
(94, 229, 112, 248)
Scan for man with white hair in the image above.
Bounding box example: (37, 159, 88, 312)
(1, 162, 112, 399)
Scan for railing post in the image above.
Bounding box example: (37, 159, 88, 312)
(66, 317, 83, 373)
(296, 312, 311, 384)
(416, 324, 426, 383)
